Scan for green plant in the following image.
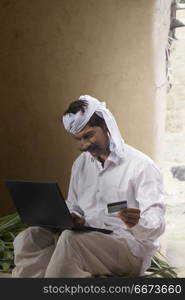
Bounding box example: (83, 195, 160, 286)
(0, 213, 27, 273)
(144, 252, 177, 278)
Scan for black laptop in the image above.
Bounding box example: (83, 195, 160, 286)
(4, 180, 112, 234)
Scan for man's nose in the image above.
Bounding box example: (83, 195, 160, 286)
(80, 139, 91, 151)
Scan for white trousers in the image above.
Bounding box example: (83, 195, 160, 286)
(12, 227, 142, 278)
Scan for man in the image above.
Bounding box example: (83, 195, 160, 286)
(12, 95, 165, 277)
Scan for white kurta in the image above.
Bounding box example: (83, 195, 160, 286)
(66, 143, 165, 274)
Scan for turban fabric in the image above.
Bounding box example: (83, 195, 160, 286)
(63, 95, 124, 159)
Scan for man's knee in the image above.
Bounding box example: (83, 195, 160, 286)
(13, 226, 54, 254)
(13, 227, 33, 253)
(57, 229, 82, 246)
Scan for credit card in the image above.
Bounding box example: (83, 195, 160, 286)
(107, 201, 127, 213)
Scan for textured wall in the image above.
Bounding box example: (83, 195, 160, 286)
(152, 0, 172, 162)
(0, 0, 171, 216)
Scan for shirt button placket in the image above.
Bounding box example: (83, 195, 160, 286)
(96, 171, 102, 209)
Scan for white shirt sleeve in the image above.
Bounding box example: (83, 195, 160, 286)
(66, 161, 84, 217)
(130, 161, 166, 241)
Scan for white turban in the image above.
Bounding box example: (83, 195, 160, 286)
(63, 95, 124, 159)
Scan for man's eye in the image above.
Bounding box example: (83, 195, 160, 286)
(84, 134, 93, 139)
(74, 132, 94, 141)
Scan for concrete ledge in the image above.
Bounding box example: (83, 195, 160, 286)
(0, 273, 11, 278)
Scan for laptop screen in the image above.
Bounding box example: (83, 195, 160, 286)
(4, 180, 74, 229)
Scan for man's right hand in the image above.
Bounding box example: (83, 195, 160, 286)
(71, 213, 85, 225)
(118, 208, 140, 228)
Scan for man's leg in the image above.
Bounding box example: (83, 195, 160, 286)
(12, 226, 56, 277)
(45, 230, 142, 277)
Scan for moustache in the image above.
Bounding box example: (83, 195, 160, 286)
(80, 145, 99, 153)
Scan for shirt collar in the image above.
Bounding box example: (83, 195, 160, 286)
(88, 150, 124, 166)
(106, 151, 124, 165)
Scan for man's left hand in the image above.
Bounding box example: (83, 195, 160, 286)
(71, 213, 85, 226)
(118, 208, 140, 228)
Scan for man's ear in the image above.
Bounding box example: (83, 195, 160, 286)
(102, 122, 109, 133)
(105, 125, 110, 136)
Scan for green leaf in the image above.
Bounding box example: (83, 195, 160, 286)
(0, 213, 28, 273)
(2, 261, 11, 272)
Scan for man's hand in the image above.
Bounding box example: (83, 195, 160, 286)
(71, 213, 85, 226)
(118, 208, 140, 228)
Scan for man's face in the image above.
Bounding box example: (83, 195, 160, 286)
(73, 125, 110, 157)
